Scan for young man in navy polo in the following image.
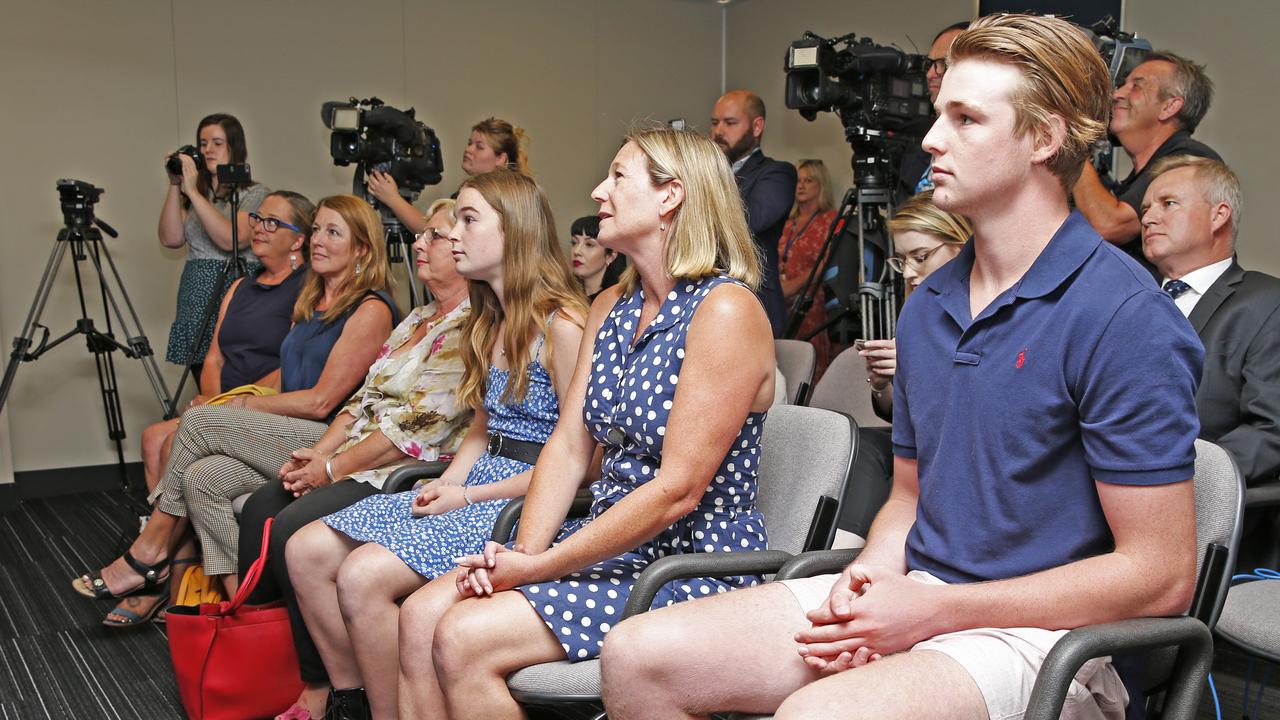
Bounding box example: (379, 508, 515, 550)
(600, 14, 1203, 720)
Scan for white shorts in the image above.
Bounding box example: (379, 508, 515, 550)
(779, 571, 1129, 720)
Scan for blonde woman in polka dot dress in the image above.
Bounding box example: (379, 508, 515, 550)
(403, 127, 776, 718)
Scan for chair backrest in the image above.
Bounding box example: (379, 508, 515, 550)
(755, 404, 856, 555)
(808, 345, 888, 429)
(1189, 438, 1246, 629)
(774, 339, 816, 405)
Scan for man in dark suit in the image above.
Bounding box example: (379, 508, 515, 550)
(1142, 155, 1280, 491)
(711, 90, 795, 336)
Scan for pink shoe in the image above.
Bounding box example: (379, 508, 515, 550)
(275, 703, 315, 720)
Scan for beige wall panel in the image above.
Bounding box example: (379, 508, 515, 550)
(0, 1, 180, 471)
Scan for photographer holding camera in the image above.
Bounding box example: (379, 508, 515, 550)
(158, 113, 271, 381)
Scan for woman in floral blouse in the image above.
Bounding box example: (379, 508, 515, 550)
(229, 198, 474, 718)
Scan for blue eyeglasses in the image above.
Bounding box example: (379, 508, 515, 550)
(248, 212, 302, 233)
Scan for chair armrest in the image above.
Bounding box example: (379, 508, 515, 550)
(1024, 616, 1213, 720)
(382, 460, 451, 494)
(622, 550, 794, 619)
(489, 489, 594, 544)
(1245, 483, 1280, 508)
(775, 548, 862, 580)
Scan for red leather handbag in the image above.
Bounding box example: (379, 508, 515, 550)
(166, 518, 304, 720)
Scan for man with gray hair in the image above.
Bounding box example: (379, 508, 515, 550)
(1142, 155, 1280, 491)
(1075, 51, 1221, 264)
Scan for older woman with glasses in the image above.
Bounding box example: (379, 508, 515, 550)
(843, 190, 971, 537)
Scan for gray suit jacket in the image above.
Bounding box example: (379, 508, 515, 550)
(1190, 259, 1280, 486)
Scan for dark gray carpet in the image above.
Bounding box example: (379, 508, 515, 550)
(0, 490, 1275, 719)
(0, 491, 184, 719)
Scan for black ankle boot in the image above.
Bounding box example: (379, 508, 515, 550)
(325, 687, 370, 720)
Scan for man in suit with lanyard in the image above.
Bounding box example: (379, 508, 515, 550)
(1142, 154, 1280, 562)
(711, 90, 795, 337)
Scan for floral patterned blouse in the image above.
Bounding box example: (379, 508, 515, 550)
(332, 298, 473, 489)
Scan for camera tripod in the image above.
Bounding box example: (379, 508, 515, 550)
(0, 196, 174, 491)
(785, 128, 904, 344)
(382, 215, 424, 307)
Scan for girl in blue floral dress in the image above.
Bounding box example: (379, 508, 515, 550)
(285, 169, 587, 719)
(411, 127, 777, 717)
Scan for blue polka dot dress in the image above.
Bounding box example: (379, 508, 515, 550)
(518, 275, 768, 661)
(322, 342, 559, 579)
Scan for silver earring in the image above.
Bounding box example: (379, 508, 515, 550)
(354, 259, 362, 276)
(289, 253, 299, 270)
(660, 221, 667, 231)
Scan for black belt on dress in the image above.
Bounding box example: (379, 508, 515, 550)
(486, 431, 544, 466)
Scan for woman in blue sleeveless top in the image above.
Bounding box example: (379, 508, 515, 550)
(286, 169, 588, 718)
(408, 128, 776, 717)
(74, 195, 396, 623)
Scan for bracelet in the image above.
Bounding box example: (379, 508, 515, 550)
(867, 377, 886, 398)
(324, 455, 338, 484)
(462, 486, 474, 505)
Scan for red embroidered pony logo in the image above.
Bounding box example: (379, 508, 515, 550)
(1016, 349, 1026, 369)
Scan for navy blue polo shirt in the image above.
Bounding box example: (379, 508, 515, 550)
(892, 211, 1203, 585)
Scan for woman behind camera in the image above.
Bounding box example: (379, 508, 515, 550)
(285, 169, 585, 719)
(75, 195, 396, 622)
(159, 113, 272, 379)
(368, 116, 531, 235)
(569, 215, 627, 302)
(234, 198, 477, 720)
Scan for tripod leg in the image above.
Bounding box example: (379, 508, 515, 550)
(92, 236, 176, 415)
(0, 238, 71, 413)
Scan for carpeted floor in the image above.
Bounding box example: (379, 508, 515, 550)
(0, 490, 1275, 719)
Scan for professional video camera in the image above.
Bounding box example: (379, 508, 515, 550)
(1080, 17, 1153, 87)
(321, 97, 444, 197)
(321, 97, 444, 305)
(57, 179, 104, 229)
(782, 31, 931, 348)
(784, 32, 931, 168)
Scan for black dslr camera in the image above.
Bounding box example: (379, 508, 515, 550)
(164, 145, 203, 176)
(56, 179, 104, 229)
(320, 97, 444, 195)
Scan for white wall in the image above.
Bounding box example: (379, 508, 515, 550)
(0, 0, 722, 473)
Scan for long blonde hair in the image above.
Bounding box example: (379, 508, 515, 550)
(293, 195, 394, 323)
(456, 169, 587, 409)
(618, 126, 761, 294)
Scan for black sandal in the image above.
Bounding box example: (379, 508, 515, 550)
(72, 551, 170, 600)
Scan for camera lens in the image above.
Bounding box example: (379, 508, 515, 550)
(165, 155, 183, 175)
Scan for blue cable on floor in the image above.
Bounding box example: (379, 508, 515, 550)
(1208, 673, 1222, 720)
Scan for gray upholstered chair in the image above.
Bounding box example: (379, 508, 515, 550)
(774, 339, 816, 405)
(761, 438, 1244, 720)
(491, 403, 856, 714)
(1211, 482, 1280, 714)
(808, 345, 886, 430)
